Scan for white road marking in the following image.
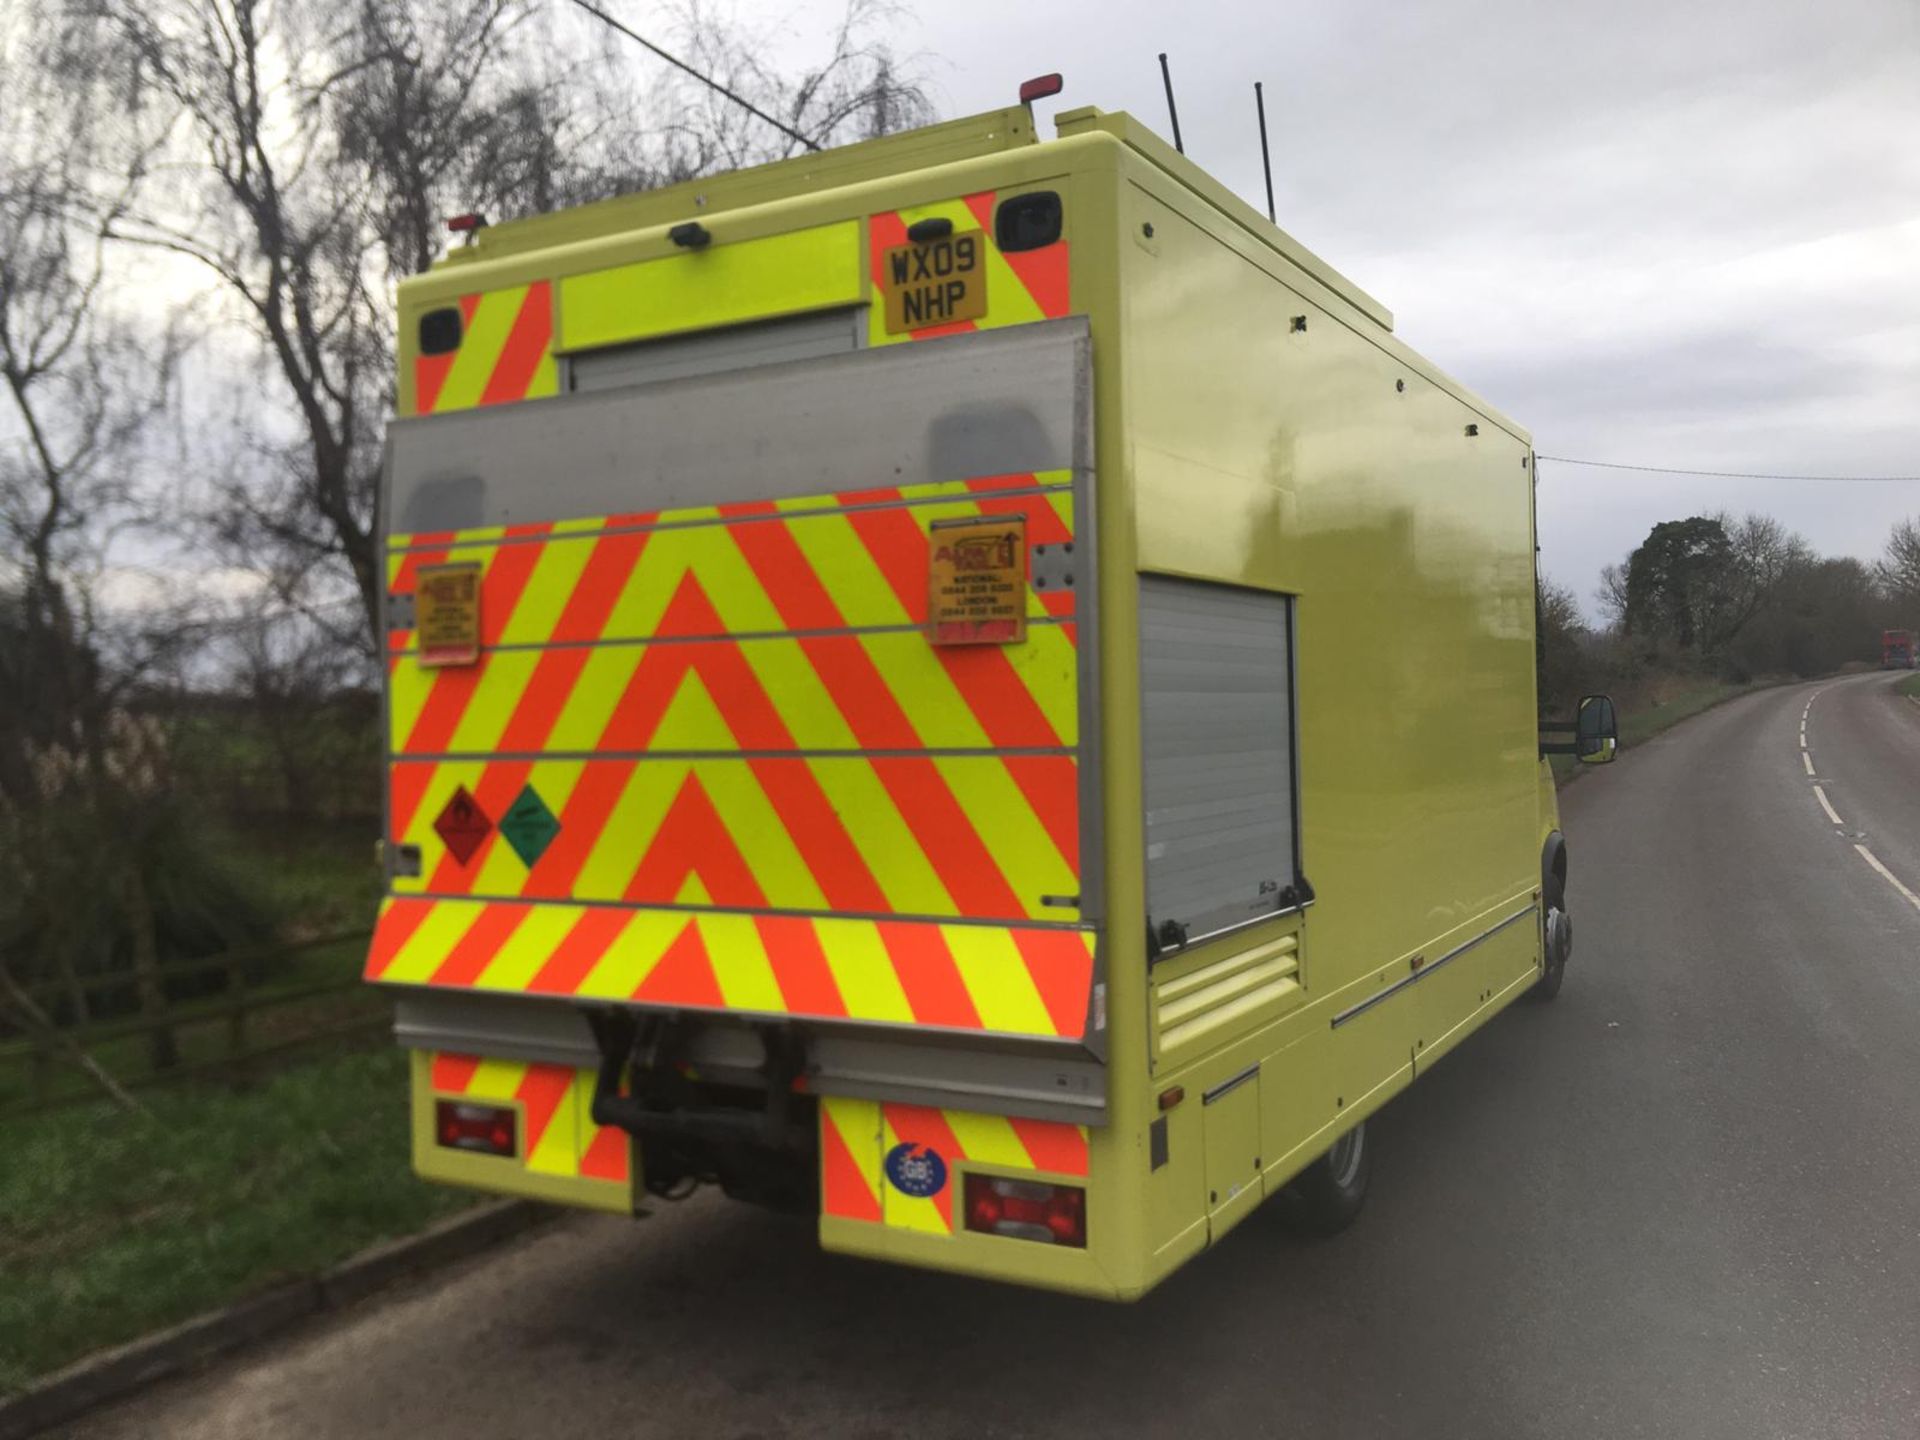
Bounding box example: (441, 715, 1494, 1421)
(1813, 785, 1844, 826)
(1855, 845, 1920, 914)
(1799, 733, 1808, 751)
(1802, 752, 1815, 776)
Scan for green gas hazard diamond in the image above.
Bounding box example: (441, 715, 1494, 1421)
(498, 784, 561, 868)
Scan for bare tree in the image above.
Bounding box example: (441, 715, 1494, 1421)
(1877, 516, 1920, 615)
(1703, 510, 1813, 657)
(108, 0, 930, 654)
(1595, 561, 1630, 630)
(0, 0, 187, 1075)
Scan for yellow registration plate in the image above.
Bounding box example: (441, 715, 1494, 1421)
(880, 230, 987, 334)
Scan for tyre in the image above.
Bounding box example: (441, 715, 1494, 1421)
(1531, 875, 1570, 1001)
(1283, 1120, 1371, 1235)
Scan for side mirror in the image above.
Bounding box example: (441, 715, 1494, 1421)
(1576, 693, 1618, 765)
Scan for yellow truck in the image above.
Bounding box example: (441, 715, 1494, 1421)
(367, 88, 1617, 1299)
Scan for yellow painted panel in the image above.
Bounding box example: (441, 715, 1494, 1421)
(880, 1114, 951, 1234)
(940, 925, 1056, 1041)
(574, 908, 681, 998)
(572, 760, 685, 898)
(435, 287, 527, 413)
(738, 640, 860, 750)
(543, 647, 644, 751)
(497, 528, 601, 645)
(806, 760, 954, 916)
(942, 1110, 1034, 1171)
(932, 756, 1077, 920)
(558, 222, 862, 351)
(819, 921, 914, 1024)
(822, 1096, 884, 1207)
(695, 761, 829, 911)
(380, 900, 488, 984)
(471, 901, 584, 992)
(694, 911, 785, 1012)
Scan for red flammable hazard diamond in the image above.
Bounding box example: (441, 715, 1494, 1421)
(433, 785, 494, 866)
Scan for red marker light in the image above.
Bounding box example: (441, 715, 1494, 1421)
(963, 1174, 1086, 1247)
(446, 213, 488, 234)
(1019, 73, 1064, 104)
(435, 1100, 516, 1157)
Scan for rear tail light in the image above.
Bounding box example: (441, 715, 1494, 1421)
(963, 1174, 1086, 1247)
(435, 1100, 516, 1157)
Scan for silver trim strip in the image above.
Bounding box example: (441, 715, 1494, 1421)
(386, 480, 1075, 553)
(380, 975, 1100, 1051)
(1330, 902, 1538, 1030)
(387, 889, 1093, 931)
(393, 745, 1077, 764)
(386, 614, 1076, 655)
(807, 1073, 1106, 1126)
(1202, 1062, 1260, 1104)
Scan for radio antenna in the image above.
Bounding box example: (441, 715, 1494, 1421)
(1254, 81, 1275, 221)
(1157, 53, 1184, 154)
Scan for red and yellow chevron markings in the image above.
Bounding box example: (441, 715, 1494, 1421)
(867, 190, 1070, 348)
(372, 897, 1095, 1039)
(820, 1096, 1089, 1233)
(372, 463, 1093, 1039)
(427, 1050, 630, 1184)
(381, 475, 1082, 924)
(411, 282, 558, 417)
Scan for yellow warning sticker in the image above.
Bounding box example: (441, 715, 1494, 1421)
(415, 563, 482, 668)
(880, 230, 988, 334)
(928, 515, 1026, 646)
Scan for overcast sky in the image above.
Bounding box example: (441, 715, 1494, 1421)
(744, 0, 1920, 615)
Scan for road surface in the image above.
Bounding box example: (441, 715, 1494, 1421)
(67, 672, 1920, 1440)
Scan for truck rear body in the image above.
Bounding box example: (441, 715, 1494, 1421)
(369, 102, 1554, 1297)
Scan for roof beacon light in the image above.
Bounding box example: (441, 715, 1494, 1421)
(1019, 73, 1064, 105)
(446, 213, 488, 247)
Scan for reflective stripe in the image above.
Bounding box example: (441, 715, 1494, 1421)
(426, 1049, 629, 1185)
(416, 283, 558, 416)
(381, 478, 1081, 926)
(369, 898, 1096, 1041)
(820, 1097, 1090, 1232)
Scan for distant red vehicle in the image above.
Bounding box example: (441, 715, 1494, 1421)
(1883, 629, 1916, 668)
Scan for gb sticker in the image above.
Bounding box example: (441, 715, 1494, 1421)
(883, 1141, 949, 1200)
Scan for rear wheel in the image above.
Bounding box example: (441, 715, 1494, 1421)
(1532, 876, 1570, 1001)
(1283, 1120, 1371, 1235)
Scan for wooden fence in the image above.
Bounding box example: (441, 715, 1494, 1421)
(0, 929, 384, 1121)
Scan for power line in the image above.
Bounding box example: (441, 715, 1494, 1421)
(1536, 455, 1920, 484)
(563, 0, 820, 154)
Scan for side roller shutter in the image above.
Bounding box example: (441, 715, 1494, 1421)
(1140, 575, 1298, 948)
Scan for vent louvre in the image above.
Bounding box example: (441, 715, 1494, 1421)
(1155, 934, 1301, 1063)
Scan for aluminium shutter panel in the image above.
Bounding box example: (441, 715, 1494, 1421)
(1140, 575, 1296, 945)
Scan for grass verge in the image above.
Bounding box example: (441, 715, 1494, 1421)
(0, 1047, 474, 1396)
(1898, 673, 1920, 698)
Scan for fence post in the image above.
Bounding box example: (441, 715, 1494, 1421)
(29, 1028, 53, 1107)
(226, 954, 248, 1084)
